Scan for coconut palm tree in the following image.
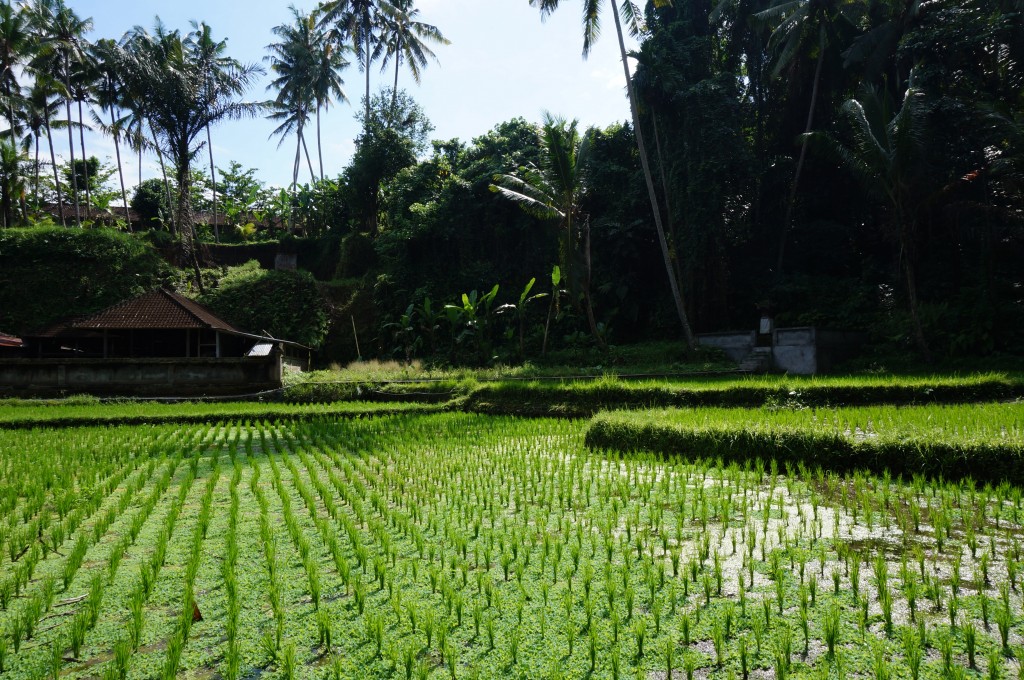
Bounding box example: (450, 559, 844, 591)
(377, 0, 448, 112)
(267, 7, 332, 192)
(18, 78, 64, 215)
(0, 138, 27, 227)
(89, 38, 129, 224)
(0, 2, 32, 138)
(26, 0, 92, 227)
(809, 84, 932, 361)
(756, 0, 851, 276)
(529, 0, 696, 349)
(67, 53, 96, 219)
(309, 20, 348, 180)
(113, 21, 264, 287)
(316, 0, 382, 125)
(492, 114, 605, 348)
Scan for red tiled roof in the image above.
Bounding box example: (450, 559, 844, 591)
(0, 331, 22, 347)
(67, 288, 240, 332)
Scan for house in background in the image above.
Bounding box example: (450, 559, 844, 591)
(0, 331, 22, 358)
(1, 288, 307, 397)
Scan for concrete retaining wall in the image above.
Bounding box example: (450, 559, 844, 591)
(0, 357, 282, 397)
(772, 327, 866, 374)
(697, 331, 756, 362)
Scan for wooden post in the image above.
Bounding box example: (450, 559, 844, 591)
(351, 315, 362, 359)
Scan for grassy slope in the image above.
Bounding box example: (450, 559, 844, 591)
(0, 399, 442, 429)
(586, 402, 1024, 483)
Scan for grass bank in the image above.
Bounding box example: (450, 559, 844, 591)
(0, 399, 443, 429)
(463, 372, 1023, 417)
(586, 402, 1024, 484)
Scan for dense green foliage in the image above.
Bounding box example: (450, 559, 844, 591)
(199, 261, 330, 348)
(130, 178, 172, 229)
(0, 227, 172, 333)
(0, 0, 1020, 368)
(587, 403, 1024, 484)
(631, 0, 1024, 358)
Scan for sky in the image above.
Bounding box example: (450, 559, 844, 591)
(62, 0, 640, 192)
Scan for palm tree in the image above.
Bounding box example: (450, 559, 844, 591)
(27, 0, 92, 227)
(90, 39, 130, 224)
(316, 0, 381, 125)
(377, 0, 448, 112)
(492, 114, 605, 348)
(18, 78, 64, 215)
(529, 0, 697, 349)
(0, 138, 27, 227)
(113, 21, 264, 287)
(809, 85, 932, 361)
(755, 0, 850, 275)
(67, 52, 96, 219)
(0, 2, 31, 138)
(309, 20, 348, 180)
(267, 8, 323, 189)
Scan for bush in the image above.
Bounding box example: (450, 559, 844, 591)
(199, 261, 329, 348)
(0, 227, 172, 333)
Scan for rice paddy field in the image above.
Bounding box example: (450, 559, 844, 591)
(3, 410, 1024, 678)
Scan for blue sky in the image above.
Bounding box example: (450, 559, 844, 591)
(68, 0, 639, 191)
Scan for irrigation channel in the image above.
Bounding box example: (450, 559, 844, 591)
(0, 412, 1022, 678)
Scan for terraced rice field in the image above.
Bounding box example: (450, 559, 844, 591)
(1, 413, 1023, 678)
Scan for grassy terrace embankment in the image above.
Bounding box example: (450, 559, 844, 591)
(0, 399, 442, 429)
(4, 371, 1021, 429)
(586, 402, 1024, 484)
(459, 372, 1023, 417)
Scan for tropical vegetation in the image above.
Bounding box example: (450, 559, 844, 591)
(0, 0, 1019, 366)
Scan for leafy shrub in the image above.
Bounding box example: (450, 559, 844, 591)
(199, 261, 329, 348)
(0, 227, 172, 333)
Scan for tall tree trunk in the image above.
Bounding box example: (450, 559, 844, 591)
(651, 114, 686, 295)
(152, 125, 176, 235)
(63, 69, 80, 227)
(899, 220, 931, 363)
(581, 217, 605, 349)
(33, 133, 40, 211)
(109, 106, 129, 231)
(43, 116, 65, 227)
(302, 134, 316, 183)
(2, 184, 9, 229)
(776, 26, 826, 278)
(609, 0, 696, 349)
(175, 145, 203, 293)
(316, 105, 324, 181)
(206, 124, 218, 243)
(289, 128, 302, 233)
(392, 47, 401, 112)
(364, 31, 371, 124)
(77, 97, 90, 220)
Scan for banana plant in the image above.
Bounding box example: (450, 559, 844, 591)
(418, 297, 446, 357)
(496, 278, 548, 358)
(543, 265, 564, 355)
(444, 284, 500, 363)
(383, 303, 420, 364)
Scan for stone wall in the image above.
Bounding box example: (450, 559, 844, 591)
(697, 331, 756, 362)
(0, 356, 282, 397)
